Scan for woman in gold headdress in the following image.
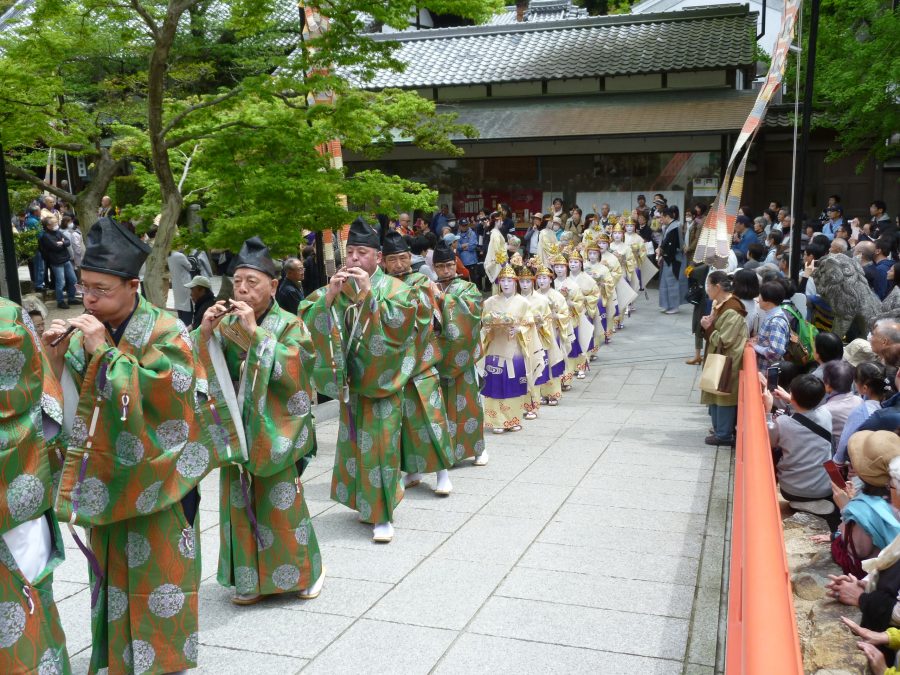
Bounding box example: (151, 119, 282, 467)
(481, 265, 543, 432)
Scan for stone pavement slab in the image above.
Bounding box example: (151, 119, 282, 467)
(54, 291, 730, 674)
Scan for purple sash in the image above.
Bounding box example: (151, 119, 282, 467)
(482, 354, 529, 399)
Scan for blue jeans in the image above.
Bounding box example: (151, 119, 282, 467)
(32, 252, 45, 290)
(51, 262, 77, 304)
(708, 404, 737, 441)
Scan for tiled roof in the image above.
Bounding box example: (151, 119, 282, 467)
(431, 89, 757, 141)
(486, 1, 589, 25)
(358, 5, 756, 89)
(763, 105, 825, 127)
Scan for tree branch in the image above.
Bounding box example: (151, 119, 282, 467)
(183, 183, 213, 199)
(128, 0, 160, 39)
(177, 143, 199, 192)
(165, 121, 261, 149)
(52, 143, 90, 153)
(172, 0, 203, 13)
(162, 86, 243, 137)
(4, 163, 76, 203)
(0, 96, 48, 109)
(275, 91, 309, 110)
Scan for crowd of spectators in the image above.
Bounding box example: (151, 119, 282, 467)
(695, 194, 900, 673)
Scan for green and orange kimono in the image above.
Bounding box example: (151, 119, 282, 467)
(435, 277, 485, 462)
(55, 297, 206, 675)
(0, 298, 71, 674)
(300, 268, 420, 524)
(396, 271, 454, 475)
(193, 301, 322, 597)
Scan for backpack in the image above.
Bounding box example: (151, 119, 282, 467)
(186, 254, 201, 278)
(780, 303, 819, 365)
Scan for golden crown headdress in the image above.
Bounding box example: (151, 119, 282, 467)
(497, 264, 518, 280)
(534, 262, 553, 277)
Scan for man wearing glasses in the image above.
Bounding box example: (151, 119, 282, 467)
(194, 237, 324, 606)
(43, 217, 206, 674)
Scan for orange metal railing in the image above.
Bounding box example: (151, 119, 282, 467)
(725, 345, 804, 674)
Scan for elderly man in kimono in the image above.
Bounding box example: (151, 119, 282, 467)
(194, 236, 324, 606)
(0, 298, 70, 674)
(300, 218, 421, 544)
(44, 217, 206, 674)
(380, 231, 455, 496)
(431, 240, 487, 466)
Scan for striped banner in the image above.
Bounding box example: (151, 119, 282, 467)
(693, 0, 802, 268)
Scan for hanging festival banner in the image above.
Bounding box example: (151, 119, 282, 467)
(693, 0, 802, 267)
(300, 5, 350, 276)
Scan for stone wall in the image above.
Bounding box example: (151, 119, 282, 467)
(783, 505, 868, 674)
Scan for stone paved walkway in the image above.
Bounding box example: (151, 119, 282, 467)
(56, 291, 732, 674)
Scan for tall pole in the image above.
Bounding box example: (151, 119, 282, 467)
(0, 144, 22, 303)
(790, 0, 820, 282)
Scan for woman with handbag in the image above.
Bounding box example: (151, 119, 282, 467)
(700, 271, 748, 446)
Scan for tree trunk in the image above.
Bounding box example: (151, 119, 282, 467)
(216, 275, 232, 301)
(74, 147, 123, 235)
(141, 2, 193, 308)
(143, 195, 181, 307)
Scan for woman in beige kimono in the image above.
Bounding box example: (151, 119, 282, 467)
(700, 270, 748, 445)
(481, 265, 543, 433)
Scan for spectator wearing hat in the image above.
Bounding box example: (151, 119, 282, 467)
(185, 275, 216, 329)
(826, 431, 900, 635)
(820, 431, 900, 579)
(845, 338, 879, 368)
(732, 215, 758, 264)
(821, 205, 845, 241)
(443, 233, 469, 280)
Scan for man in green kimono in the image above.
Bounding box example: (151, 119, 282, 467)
(431, 240, 488, 466)
(381, 231, 455, 495)
(0, 298, 71, 674)
(194, 236, 324, 605)
(44, 217, 205, 675)
(300, 218, 421, 543)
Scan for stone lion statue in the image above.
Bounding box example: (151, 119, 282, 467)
(812, 253, 882, 339)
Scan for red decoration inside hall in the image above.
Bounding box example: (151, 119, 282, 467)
(453, 189, 543, 227)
